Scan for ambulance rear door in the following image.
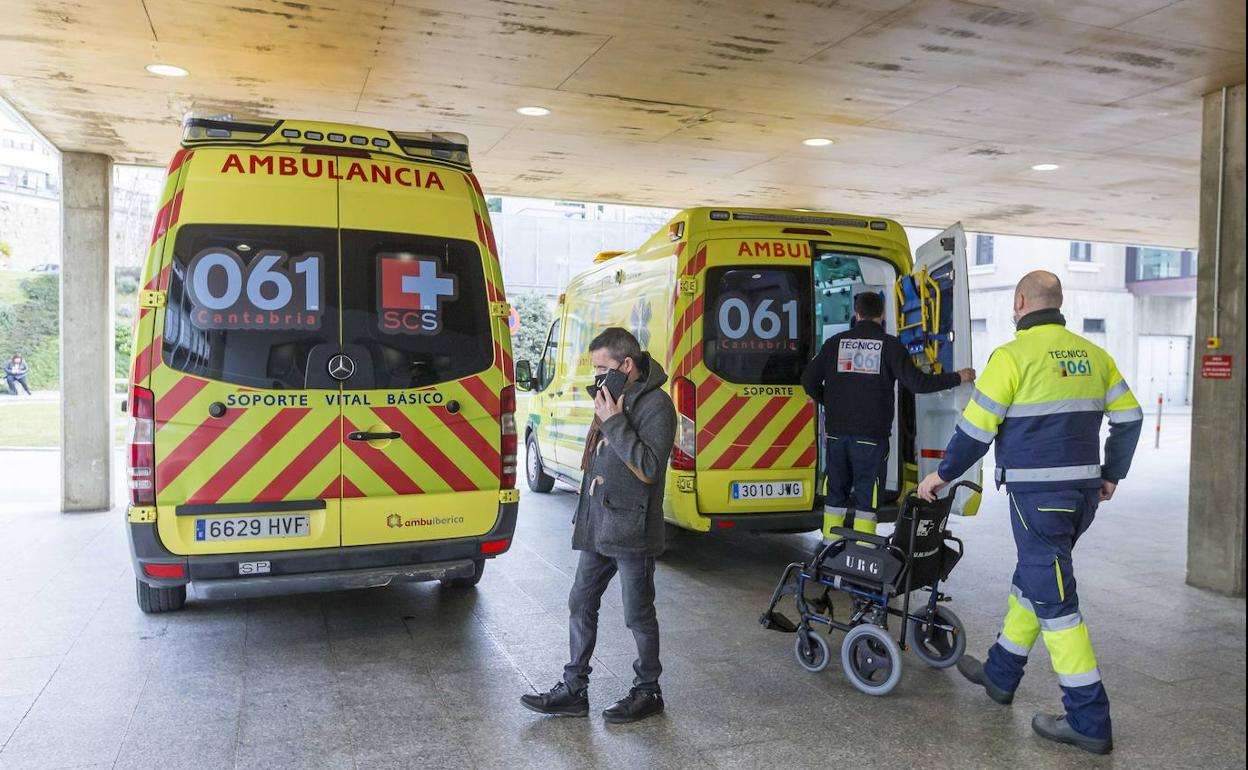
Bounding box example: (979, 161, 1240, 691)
(908, 223, 982, 515)
(151, 147, 345, 555)
(336, 161, 504, 546)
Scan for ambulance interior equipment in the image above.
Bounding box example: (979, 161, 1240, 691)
(895, 242, 957, 375)
(759, 480, 981, 696)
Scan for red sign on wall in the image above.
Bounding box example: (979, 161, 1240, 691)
(1201, 355, 1233, 379)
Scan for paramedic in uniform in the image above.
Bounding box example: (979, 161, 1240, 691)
(801, 291, 973, 546)
(918, 271, 1143, 755)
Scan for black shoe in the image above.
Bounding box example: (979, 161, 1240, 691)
(957, 655, 1015, 705)
(602, 687, 664, 724)
(520, 682, 589, 717)
(1032, 713, 1113, 755)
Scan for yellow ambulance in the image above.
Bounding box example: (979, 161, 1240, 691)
(517, 208, 980, 534)
(126, 115, 518, 612)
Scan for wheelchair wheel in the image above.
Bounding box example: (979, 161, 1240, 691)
(794, 628, 831, 673)
(841, 624, 903, 696)
(907, 606, 967, 669)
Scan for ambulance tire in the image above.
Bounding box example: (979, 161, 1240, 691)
(526, 435, 555, 493)
(907, 606, 966, 669)
(441, 559, 485, 588)
(841, 623, 903, 696)
(136, 578, 186, 614)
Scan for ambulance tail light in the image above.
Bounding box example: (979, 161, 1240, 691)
(500, 385, 518, 488)
(128, 386, 156, 506)
(670, 377, 697, 471)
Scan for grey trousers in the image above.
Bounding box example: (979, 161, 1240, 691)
(564, 550, 661, 694)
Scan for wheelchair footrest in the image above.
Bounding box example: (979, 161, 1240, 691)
(759, 611, 799, 633)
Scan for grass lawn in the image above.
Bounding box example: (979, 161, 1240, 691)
(0, 270, 30, 306)
(0, 400, 128, 448)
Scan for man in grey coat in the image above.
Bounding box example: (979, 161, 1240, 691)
(521, 327, 676, 724)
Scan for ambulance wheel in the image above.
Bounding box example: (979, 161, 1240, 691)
(841, 624, 903, 696)
(526, 436, 555, 493)
(136, 578, 186, 614)
(441, 559, 485, 588)
(794, 628, 831, 673)
(907, 606, 966, 669)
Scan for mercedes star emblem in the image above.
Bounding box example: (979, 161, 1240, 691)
(328, 354, 356, 381)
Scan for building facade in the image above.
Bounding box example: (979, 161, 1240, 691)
(908, 227, 1197, 408)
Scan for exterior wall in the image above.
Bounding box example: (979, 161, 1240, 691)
(0, 190, 59, 269)
(1136, 295, 1197, 336)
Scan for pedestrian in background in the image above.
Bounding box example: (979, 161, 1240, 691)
(521, 327, 676, 724)
(4, 354, 31, 395)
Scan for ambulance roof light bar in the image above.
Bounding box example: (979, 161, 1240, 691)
(732, 211, 871, 228)
(180, 113, 471, 169)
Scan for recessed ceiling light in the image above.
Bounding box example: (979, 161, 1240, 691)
(516, 106, 550, 117)
(802, 138, 834, 147)
(1031, 163, 1060, 171)
(145, 63, 189, 77)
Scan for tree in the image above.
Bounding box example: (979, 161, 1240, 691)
(0, 274, 60, 389)
(510, 292, 553, 366)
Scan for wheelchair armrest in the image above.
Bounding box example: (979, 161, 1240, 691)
(829, 527, 889, 548)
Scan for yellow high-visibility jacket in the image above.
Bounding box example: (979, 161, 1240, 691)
(938, 310, 1143, 491)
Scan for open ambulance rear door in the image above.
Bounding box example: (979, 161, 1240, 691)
(907, 223, 982, 516)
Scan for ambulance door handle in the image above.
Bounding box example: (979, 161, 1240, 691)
(348, 431, 401, 442)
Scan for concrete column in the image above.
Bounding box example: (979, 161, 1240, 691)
(1187, 84, 1246, 596)
(60, 152, 114, 512)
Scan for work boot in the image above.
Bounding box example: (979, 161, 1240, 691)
(956, 655, 1014, 705)
(520, 682, 589, 717)
(602, 687, 664, 724)
(1032, 713, 1113, 755)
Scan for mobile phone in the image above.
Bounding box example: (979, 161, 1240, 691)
(588, 368, 628, 401)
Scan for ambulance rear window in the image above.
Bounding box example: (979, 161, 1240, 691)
(339, 229, 492, 389)
(703, 266, 812, 384)
(161, 225, 339, 389)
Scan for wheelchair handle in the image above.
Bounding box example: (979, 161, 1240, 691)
(949, 479, 983, 495)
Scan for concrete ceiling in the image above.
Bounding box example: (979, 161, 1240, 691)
(1, 1, 1244, 246)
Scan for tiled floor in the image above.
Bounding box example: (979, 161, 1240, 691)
(0, 418, 1243, 769)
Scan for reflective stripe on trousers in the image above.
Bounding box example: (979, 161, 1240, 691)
(982, 488, 1111, 740)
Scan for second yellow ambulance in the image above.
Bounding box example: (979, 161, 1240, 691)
(518, 208, 981, 533)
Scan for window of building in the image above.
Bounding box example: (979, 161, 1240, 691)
(1128, 246, 1195, 281)
(971, 318, 988, 332)
(1083, 318, 1105, 334)
(1069, 241, 1093, 262)
(974, 235, 994, 266)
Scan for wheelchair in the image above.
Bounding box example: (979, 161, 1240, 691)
(759, 480, 980, 696)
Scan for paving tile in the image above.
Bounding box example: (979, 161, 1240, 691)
(111, 717, 237, 770)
